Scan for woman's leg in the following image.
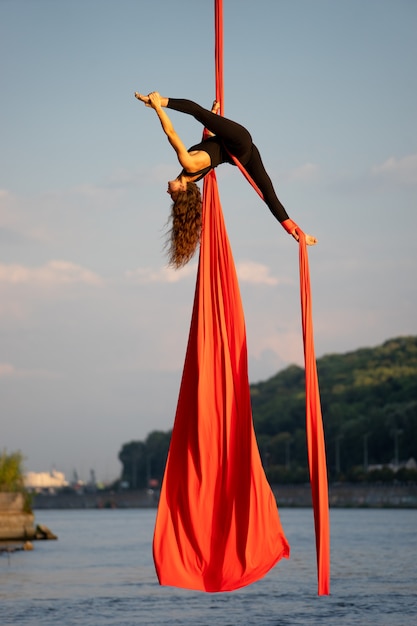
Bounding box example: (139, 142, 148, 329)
(244, 145, 289, 223)
(167, 99, 252, 163)
(166, 99, 289, 222)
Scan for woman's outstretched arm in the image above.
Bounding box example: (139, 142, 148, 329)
(135, 92, 196, 171)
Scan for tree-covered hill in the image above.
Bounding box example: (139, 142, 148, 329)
(119, 336, 417, 488)
(251, 336, 417, 481)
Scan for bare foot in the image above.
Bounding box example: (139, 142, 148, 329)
(134, 92, 151, 106)
(211, 100, 220, 113)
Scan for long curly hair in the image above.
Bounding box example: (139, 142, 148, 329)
(166, 182, 202, 268)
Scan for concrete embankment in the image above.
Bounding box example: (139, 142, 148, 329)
(31, 483, 417, 510)
(0, 493, 34, 541)
(0, 493, 58, 544)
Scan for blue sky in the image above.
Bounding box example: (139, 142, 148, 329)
(1, 0, 416, 482)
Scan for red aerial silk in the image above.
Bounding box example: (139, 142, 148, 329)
(153, 170, 290, 592)
(213, 0, 330, 595)
(153, 0, 329, 596)
(298, 233, 330, 596)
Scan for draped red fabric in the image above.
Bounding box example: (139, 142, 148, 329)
(222, 164, 331, 597)
(298, 233, 331, 595)
(214, 3, 330, 594)
(152, 170, 290, 592)
(153, 0, 329, 596)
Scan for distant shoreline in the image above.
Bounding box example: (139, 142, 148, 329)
(32, 483, 417, 510)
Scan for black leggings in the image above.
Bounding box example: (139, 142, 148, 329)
(166, 99, 289, 223)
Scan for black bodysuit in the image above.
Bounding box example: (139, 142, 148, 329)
(167, 98, 289, 223)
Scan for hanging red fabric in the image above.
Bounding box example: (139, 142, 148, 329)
(298, 233, 331, 595)
(212, 0, 330, 596)
(153, 0, 289, 593)
(153, 169, 290, 592)
(153, 0, 329, 596)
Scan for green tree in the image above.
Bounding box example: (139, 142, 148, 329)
(118, 441, 147, 489)
(118, 431, 172, 490)
(144, 430, 171, 486)
(251, 336, 417, 481)
(0, 450, 32, 512)
(118, 337, 417, 485)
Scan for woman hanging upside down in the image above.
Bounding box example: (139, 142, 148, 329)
(134, 91, 317, 267)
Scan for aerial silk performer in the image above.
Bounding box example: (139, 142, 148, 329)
(134, 0, 329, 596)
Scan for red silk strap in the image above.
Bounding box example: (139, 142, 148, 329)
(281, 218, 298, 235)
(214, 0, 223, 114)
(214, 0, 330, 596)
(298, 231, 330, 595)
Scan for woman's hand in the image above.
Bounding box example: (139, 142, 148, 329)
(134, 91, 168, 109)
(134, 91, 161, 108)
(282, 220, 317, 246)
(147, 91, 162, 109)
(305, 234, 318, 245)
(292, 231, 318, 246)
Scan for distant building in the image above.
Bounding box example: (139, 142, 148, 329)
(367, 458, 417, 473)
(24, 470, 68, 492)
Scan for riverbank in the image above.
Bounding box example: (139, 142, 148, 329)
(0, 493, 34, 540)
(0, 492, 58, 543)
(31, 482, 417, 510)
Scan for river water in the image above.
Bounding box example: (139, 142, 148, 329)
(1, 508, 416, 625)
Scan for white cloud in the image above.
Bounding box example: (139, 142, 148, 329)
(371, 153, 417, 185)
(0, 362, 62, 380)
(0, 260, 103, 287)
(126, 260, 292, 287)
(126, 263, 197, 284)
(236, 261, 292, 286)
